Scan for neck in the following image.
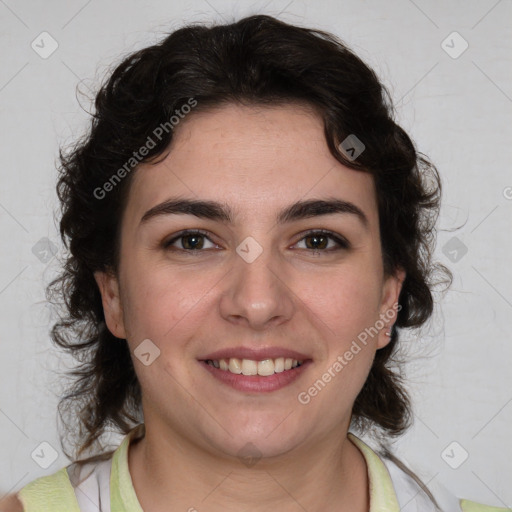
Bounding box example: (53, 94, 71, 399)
(128, 420, 369, 512)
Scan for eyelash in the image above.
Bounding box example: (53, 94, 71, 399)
(162, 229, 350, 253)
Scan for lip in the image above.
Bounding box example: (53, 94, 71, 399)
(200, 359, 312, 393)
(198, 346, 312, 362)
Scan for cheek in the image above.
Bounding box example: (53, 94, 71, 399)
(120, 269, 213, 392)
(120, 262, 218, 347)
(298, 264, 382, 341)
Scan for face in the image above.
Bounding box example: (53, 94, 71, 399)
(95, 103, 404, 460)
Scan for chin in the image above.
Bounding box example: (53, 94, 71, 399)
(200, 419, 307, 462)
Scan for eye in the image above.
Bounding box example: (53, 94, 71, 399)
(293, 230, 350, 252)
(162, 229, 349, 253)
(163, 230, 218, 251)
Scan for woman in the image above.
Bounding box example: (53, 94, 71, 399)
(6, 14, 503, 512)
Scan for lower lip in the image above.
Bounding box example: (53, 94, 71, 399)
(199, 361, 312, 392)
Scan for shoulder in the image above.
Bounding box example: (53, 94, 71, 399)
(15, 451, 117, 512)
(15, 426, 140, 512)
(16, 467, 81, 512)
(360, 437, 509, 512)
(383, 456, 510, 512)
(1, 494, 25, 512)
(460, 499, 511, 512)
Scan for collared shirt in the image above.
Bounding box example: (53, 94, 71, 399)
(18, 426, 507, 511)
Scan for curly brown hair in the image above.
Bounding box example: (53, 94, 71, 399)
(48, 14, 452, 462)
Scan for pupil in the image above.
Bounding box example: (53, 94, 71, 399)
(307, 235, 327, 250)
(184, 235, 203, 249)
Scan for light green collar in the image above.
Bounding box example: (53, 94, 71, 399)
(110, 427, 400, 511)
(110, 425, 144, 511)
(348, 433, 401, 512)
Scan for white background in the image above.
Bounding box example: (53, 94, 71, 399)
(0, 0, 511, 507)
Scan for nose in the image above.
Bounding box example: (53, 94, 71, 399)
(218, 244, 295, 331)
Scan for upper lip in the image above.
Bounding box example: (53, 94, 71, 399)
(199, 347, 312, 361)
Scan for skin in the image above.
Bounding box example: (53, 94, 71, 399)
(1, 495, 23, 512)
(94, 102, 405, 512)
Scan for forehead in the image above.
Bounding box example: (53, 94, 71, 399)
(124, 103, 378, 227)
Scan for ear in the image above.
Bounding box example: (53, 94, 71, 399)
(377, 267, 406, 349)
(94, 270, 126, 339)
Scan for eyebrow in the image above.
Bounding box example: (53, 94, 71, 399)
(140, 197, 369, 229)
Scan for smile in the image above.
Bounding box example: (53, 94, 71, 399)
(200, 357, 311, 393)
(205, 357, 303, 376)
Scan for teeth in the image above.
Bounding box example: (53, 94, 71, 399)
(207, 357, 303, 376)
(241, 359, 258, 376)
(257, 359, 275, 377)
(228, 358, 242, 374)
